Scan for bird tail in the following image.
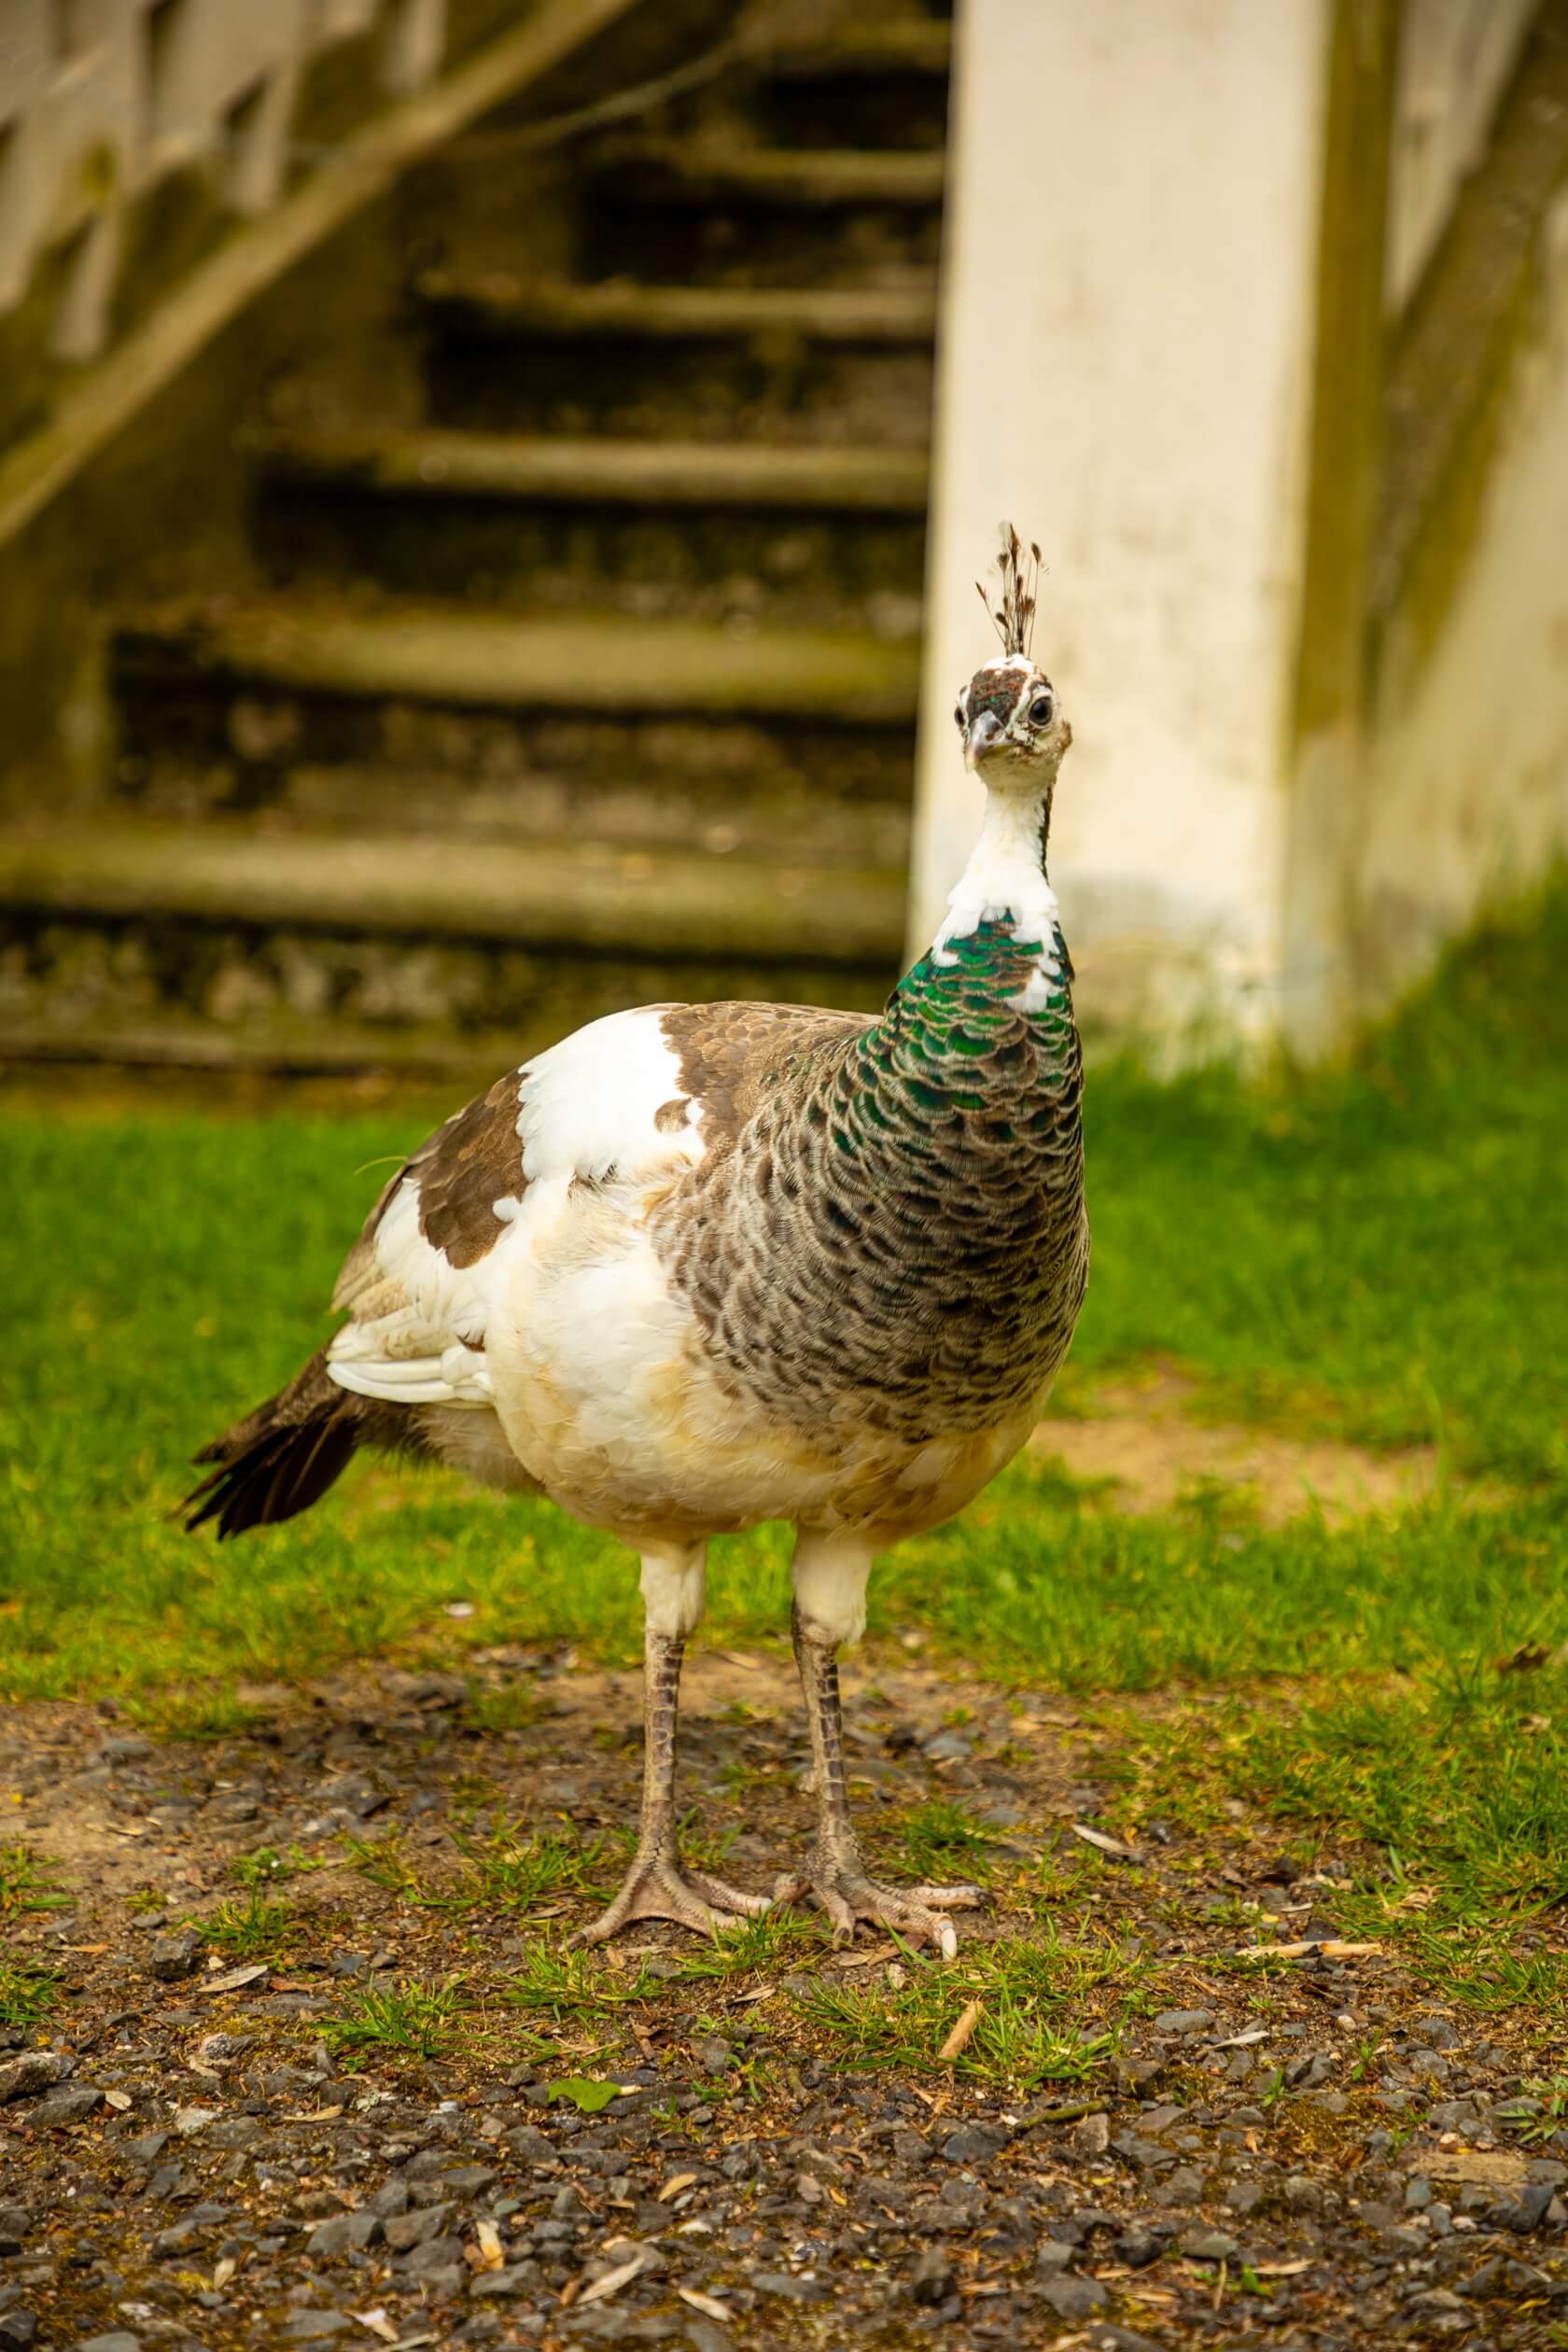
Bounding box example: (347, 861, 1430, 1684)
(182, 1348, 365, 1540)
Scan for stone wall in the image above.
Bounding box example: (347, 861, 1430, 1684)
(911, 0, 1568, 1054)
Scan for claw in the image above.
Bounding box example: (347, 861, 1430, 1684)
(775, 1859, 983, 1959)
(570, 1855, 772, 1949)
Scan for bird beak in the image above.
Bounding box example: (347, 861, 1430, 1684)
(966, 710, 1002, 768)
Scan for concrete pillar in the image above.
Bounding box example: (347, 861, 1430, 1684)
(911, 0, 1333, 1045)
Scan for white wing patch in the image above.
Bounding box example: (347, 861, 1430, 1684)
(326, 1007, 704, 1413)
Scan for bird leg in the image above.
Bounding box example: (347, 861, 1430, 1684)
(776, 1547, 983, 1960)
(571, 1548, 770, 1947)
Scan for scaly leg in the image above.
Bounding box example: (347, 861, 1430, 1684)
(774, 1535, 982, 1961)
(571, 1545, 771, 1946)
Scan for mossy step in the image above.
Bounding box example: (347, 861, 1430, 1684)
(114, 606, 921, 725)
(585, 140, 945, 208)
(0, 820, 905, 968)
(252, 428, 930, 513)
(771, 21, 952, 79)
(415, 274, 938, 346)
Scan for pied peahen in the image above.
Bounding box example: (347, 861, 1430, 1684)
(186, 527, 1088, 1956)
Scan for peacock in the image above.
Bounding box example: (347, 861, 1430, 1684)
(185, 527, 1088, 1958)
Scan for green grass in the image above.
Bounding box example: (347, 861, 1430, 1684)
(791, 1918, 1139, 2085)
(0, 1960, 63, 2027)
(1, 884, 1565, 2018)
(320, 1977, 468, 2066)
(2, 882, 1561, 1707)
(196, 1890, 295, 1958)
(1107, 1670, 1568, 2011)
(0, 1843, 72, 1920)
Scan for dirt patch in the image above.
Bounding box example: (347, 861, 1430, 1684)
(1, 1655, 1562, 2352)
(1037, 1368, 1445, 1528)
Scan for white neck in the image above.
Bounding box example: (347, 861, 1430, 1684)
(931, 785, 1059, 962)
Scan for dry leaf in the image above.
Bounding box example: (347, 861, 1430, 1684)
(282, 2106, 344, 2122)
(1070, 1822, 1144, 1864)
(735, 1983, 776, 2004)
(838, 1941, 899, 1970)
(212, 2255, 238, 2289)
(578, 2249, 649, 2306)
(677, 2289, 733, 2323)
(1494, 1641, 1550, 1673)
(658, 2172, 699, 2202)
(199, 1963, 270, 1995)
(351, 2313, 398, 2345)
(103, 2088, 133, 2111)
(473, 2219, 504, 2273)
(1208, 2027, 1268, 2050)
(1253, 2259, 1312, 2277)
(938, 1997, 983, 2062)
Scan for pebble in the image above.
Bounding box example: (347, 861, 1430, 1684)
(28, 2085, 103, 2128)
(0, 2054, 67, 2106)
(1154, 2009, 1215, 2035)
(0, 2315, 35, 2351)
(1180, 2226, 1241, 2261)
(383, 2204, 453, 2249)
(1487, 2181, 1554, 2233)
(1039, 2275, 1107, 2317)
(941, 2122, 1009, 2163)
(749, 2271, 830, 2302)
(306, 2212, 383, 2258)
(147, 1930, 201, 1981)
(907, 2247, 953, 2305)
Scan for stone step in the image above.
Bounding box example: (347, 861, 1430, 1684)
(0, 811, 897, 1072)
(0, 819, 904, 969)
(248, 429, 929, 625)
(1, 911, 888, 1082)
(587, 142, 948, 209)
(416, 273, 938, 443)
(575, 140, 945, 287)
(114, 604, 920, 721)
(771, 19, 953, 81)
(761, 21, 952, 152)
(108, 604, 919, 858)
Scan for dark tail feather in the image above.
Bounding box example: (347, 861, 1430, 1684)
(183, 1348, 364, 1540)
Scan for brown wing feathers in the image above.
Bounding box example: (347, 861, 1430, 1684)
(185, 1075, 528, 1538)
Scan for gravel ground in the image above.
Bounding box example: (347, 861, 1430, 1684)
(2, 1648, 1563, 2352)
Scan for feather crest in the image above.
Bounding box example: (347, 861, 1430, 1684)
(976, 522, 1042, 657)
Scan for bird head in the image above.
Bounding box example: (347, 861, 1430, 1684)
(955, 523, 1071, 796)
(954, 652, 1071, 785)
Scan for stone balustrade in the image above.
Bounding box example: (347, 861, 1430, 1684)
(0, 0, 446, 369)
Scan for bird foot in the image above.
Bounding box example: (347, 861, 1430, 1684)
(774, 1850, 983, 1960)
(569, 1852, 772, 1949)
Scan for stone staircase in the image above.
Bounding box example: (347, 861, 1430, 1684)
(3, 5, 950, 1077)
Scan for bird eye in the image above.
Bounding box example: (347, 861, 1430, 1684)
(1029, 694, 1054, 726)
(953, 703, 965, 730)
